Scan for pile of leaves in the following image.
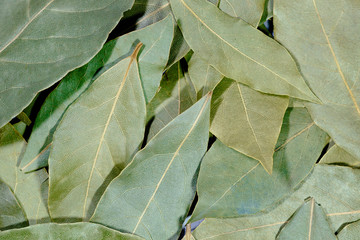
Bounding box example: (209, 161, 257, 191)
(0, 0, 359, 239)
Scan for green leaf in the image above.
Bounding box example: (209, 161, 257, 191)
(0, 0, 135, 127)
(0, 180, 27, 230)
(0, 124, 49, 225)
(274, 0, 360, 162)
(192, 165, 360, 239)
(169, 0, 319, 102)
(20, 15, 174, 173)
(276, 198, 336, 240)
(218, 0, 266, 27)
(191, 107, 328, 221)
(147, 61, 197, 140)
(320, 145, 360, 167)
(210, 78, 289, 173)
(91, 94, 211, 240)
(48, 44, 146, 221)
(0, 222, 143, 240)
(187, 53, 223, 98)
(338, 220, 360, 240)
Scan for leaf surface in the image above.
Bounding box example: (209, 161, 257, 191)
(338, 220, 360, 240)
(48, 44, 146, 221)
(169, 0, 318, 102)
(192, 165, 360, 239)
(0, 124, 49, 225)
(319, 145, 360, 167)
(210, 78, 288, 173)
(276, 198, 336, 240)
(0, 222, 143, 240)
(147, 61, 197, 140)
(20, 15, 174, 172)
(191, 107, 328, 220)
(274, 0, 360, 161)
(0, 0, 135, 127)
(0, 180, 27, 230)
(91, 94, 211, 240)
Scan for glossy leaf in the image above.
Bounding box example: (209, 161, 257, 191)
(0, 222, 143, 240)
(192, 165, 360, 239)
(20, 15, 174, 173)
(147, 61, 196, 140)
(218, 0, 266, 27)
(338, 220, 360, 240)
(276, 198, 336, 240)
(91, 94, 211, 240)
(274, 0, 360, 161)
(0, 180, 27, 230)
(191, 107, 328, 221)
(210, 78, 289, 173)
(0, 0, 135, 127)
(0, 124, 49, 225)
(169, 0, 319, 102)
(187, 53, 223, 98)
(320, 145, 360, 167)
(48, 44, 146, 221)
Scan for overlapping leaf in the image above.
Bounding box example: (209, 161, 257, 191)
(0, 223, 143, 240)
(191, 107, 328, 221)
(0, 124, 49, 225)
(192, 165, 360, 239)
(338, 220, 360, 240)
(147, 61, 197, 140)
(320, 145, 360, 167)
(276, 198, 336, 240)
(0, 180, 27, 230)
(20, 15, 174, 172)
(48, 44, 146, 221)
(0, 0, 135, 127)
(274, 0, 360, 161)
(210, 78, 288, 173)
(169, 0, 318, 102)
(91, 94, 211, 240)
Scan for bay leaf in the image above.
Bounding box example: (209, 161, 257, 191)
(0, 124, 49, 225)
(147, 61, 197, 140)
(274, 0, 360, 161)
(276, 198, 336, 240)
(91, 94, 211, 240)
(20, 15, 174, 173)
(192, 165, 360, 239)
(169, 0, 319, 102)
(0, 180, 27, 230)
(191, 107, 328, 221)
(319, 145, 360, 168)
(48, 44, 146, 221)
(0, 222, 143, 240)
(0, 0, 135, 127)
(210, 78, 289, 173)
(338, 220, 360, 240)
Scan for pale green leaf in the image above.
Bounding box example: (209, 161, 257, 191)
(338, 220, 360, 240)
(210, 78, 289, 173)
(320, 145, 360, 167)
(276, 198, 336, 240)
(169, 0, 319, 102)
(274, 0, 360, 161)
(48, 44, 146, 221)
(191, 107, 328, 221)
(218, 0, 266, 27)
(0, 180, 27, 230)
(0, 124, 49, 225)
(187, 53, 223, 98)
(192, 165, 360, 239)
(91, 94, 211, 240)
(0, 0, 135, 127)
(147, 61, 197, 140)
(20, 15, 174, 173)
(0, 222, 143, 240)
